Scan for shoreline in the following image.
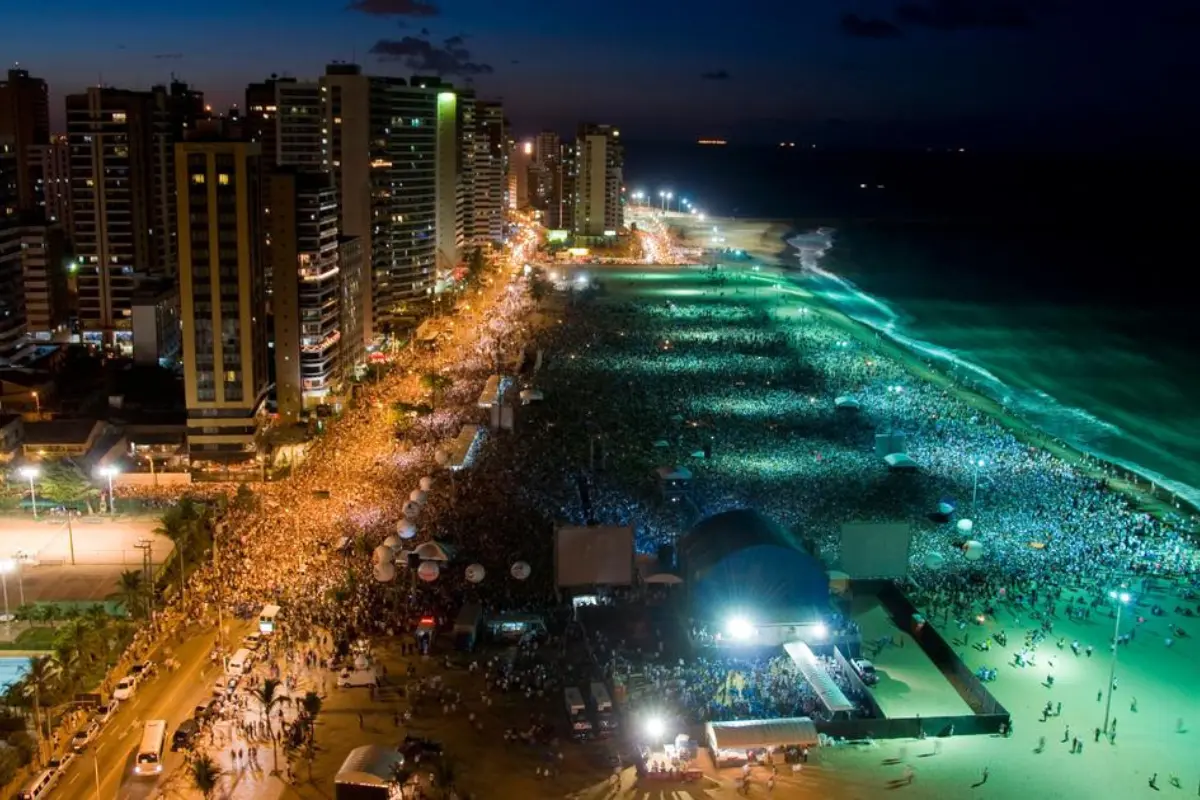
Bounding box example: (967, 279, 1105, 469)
(665, 212, 1199, 533)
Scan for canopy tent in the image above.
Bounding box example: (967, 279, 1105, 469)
(707, 717, 819, 764)
(413, 541, 455, 562)
(834, 395, 861, 410)
(883, 452, 919, 471)
(782, 641, 856, 715)
(334, 744, 405, 789)
(519, 388, 544, 404)
(445, 424, 483, 470)
(654, 465, 693, 482)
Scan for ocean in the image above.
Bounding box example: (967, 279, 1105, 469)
(625, 143, 1200, 507)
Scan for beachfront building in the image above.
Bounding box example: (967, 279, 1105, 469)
(572, 123, 622, 237)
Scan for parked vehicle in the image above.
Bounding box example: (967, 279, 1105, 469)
(171, 719, 199, 751)
(851, 658, 880, 685)
(92, 702, 118, 725)
(71, 721, 101, 752)
(113, 676, 137, 701)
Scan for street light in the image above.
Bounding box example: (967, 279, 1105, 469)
(31, 391, 40, 416)
(19, 466, 39, 519)
(1102, 589, 1131, 738)
(97, 465, 119, 514)
(971, 458, 986, 510)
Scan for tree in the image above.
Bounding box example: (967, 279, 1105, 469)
(253, 678, 292, 774)
(529, 273, 550, 303)
(52, 619, 94, 684)
(431, 757, 459, 799)
(21, 655, 61, 763)
(232, 483, 256, 512)
(389, 762, 415, 799)
(190, 754, 224, 798)
(419, 372, 453, 407)
(116, 569, 146, 619)
(153, 510, 191, 604)
(35, 460, 99, 514)
(299, 691, 322, 780)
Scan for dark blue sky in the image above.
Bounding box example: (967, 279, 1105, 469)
(4, 0, 1198, 147)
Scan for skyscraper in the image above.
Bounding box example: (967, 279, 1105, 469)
(267, 169, 341, 422)
(0, 140, 25, 360)
(66, 87, 175, 348)
(176, 138, 269, 468)
(469, 100, 506, 247)
(573, 123, 623, 237)
(30, 135, 71, 234)
(0, 68, 50, 213)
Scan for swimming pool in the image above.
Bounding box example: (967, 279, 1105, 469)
(0, 657, 29, 690)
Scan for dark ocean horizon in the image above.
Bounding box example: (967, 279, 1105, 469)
(624, 142, 1200, 506)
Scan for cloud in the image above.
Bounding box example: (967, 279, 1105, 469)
(369, 34, 494, 76)
(840, 13, 903, 37)
(894, 0, 1034, 30)
(346, 0, 439, 15)
(700, 69, 732, 80)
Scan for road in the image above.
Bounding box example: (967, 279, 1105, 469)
(53, 621, 250, 800)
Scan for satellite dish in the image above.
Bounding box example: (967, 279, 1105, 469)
(419, 476, 434, 491)
(956, 518, 974, 533)
(373, 562, 396, 582)
(397, 520, 417, 539)
(510, 561, 531, 581)
(372, 545, 394, 566)
(924, 551, 946, 569)
(417, 560, 441, 582)
(963, 540, 985, 561)
(465, 563, 486, 584)
(383, 534, 401, 550)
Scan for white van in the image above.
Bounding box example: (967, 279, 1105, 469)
(589, 681, 617, 733)
(16, 770, 56, 799)
(564, 687, 592, 739)
(226, 648, 253, 676)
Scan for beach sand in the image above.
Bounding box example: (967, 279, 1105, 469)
(667, 211, 1196, 529)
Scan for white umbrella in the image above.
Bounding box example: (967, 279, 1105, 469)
(510, 561, 531, 580)
(417, 561, 441, 582)
(419, 476, 434, 492)
(465, 564, 486, 583)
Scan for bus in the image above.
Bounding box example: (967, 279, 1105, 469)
(133, 720, 167, 776)
(259, 604, 281, 634)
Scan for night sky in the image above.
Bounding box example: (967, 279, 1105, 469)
(5, 0, 1199, 148)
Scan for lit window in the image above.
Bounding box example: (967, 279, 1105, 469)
(218, 174, 230, 186)
(112, 112, 126, 123)
(192, 173, 205, 185)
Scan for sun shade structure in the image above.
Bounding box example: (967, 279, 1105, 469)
(834, 395, 861, 410)
(782, 641, 856, 714)
(707, 717, 819, 754)
(883, 452, 919, 470)
(334, 744, 405, 789)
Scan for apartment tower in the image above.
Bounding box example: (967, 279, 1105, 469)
(573, 123, 623, 237)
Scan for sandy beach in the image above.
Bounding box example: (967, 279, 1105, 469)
(667, 211, 1198, 530)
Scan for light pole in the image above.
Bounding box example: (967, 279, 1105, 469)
(19, 466, 39, 519)
(0, 559, 14, 627)
(93, 742, 103, 799)
(658, 190, 666, 211)
(665, 191, 673, 213)
(97, 465, 118, 514)
(31, 390, 40, 417)
(1102, 589, 1130, 737)
(971, 458, 986, 510)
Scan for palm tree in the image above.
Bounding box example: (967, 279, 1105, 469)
(190, 754, 223, 798)
(154, 511, 191, 604)
(389, 762, 415, 799)
(254, 678, 292, 774)
(299, 690, 322, 781)
(21, 655, 61, 763)
(52, 619, 93, 685)
(431, 757, 459, 799)
(116, 569, 146, 618)
(419, 372, 453, 407)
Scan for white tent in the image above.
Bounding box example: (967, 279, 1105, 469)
(884, 452, 919, 471)
(414, 541, 455, 562)
(707, 718, 819, 766)
(834, 395, 861, 410)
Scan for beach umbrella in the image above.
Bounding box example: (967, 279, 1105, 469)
(937, 502, 955, 516)
(510, 561, 532, 581)
(403, 501, 421, 519)
(417, 561, 441, 582)
(963, 540, 985, 561)
(652, 440, 669, 448)
(434, 449, 450, 466)
(924, 551, 946, 569)
(956, 518, 974, 534)
(409, 489, 428, 505)
(419, 476, 434, 491)
(373, 562, 396, 583)
(397, 519, 417, 539)
(690, 450, 707, 459)
(465, 564, 486, 584)
(372, 545, 394, 566)
(383, 534, 401, 550)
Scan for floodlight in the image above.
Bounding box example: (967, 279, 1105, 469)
(725, 615, 754, 641)
(811, 622, 828, 639)
(644, 716, 665, 739)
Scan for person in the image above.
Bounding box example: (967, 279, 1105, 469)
(1150, 773, 1158, 789)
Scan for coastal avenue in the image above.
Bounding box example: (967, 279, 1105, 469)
(48, 222, 543, 799)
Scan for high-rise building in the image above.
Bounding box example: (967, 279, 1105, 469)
(0, 69, 50, 213)
(0, 138, 15, 219)
(267, 169, 341, 422)
(337, 235, 365, 377)
(573, 123, 623, 237)
(66, 87, 175, 348)
(17, 220, 67, 341)
(163, 79, 207, 141)
(469, 101, 506, 248)
(532, 130, 560, 214)
(30, 135, 71, 233)
(0, 225, 26, 360)
(556, 141, 577, 233)
(275, 81, 327, 169)
(176, 138, 269, 468)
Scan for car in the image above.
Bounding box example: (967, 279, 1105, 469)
(71, 721, 100, 752)
(194, 698, 222, 722)
(336, 667, 378, 688)
(851, 658, 880, 686)
(213, 676, 239, 697)
(112, 676, 137, 701)
(47, 751, 76, 773)
(171, 719, 199, 751)
(242, 632, 263, 650)
(92, 703, 118, 725)
(129, 660, 155, 682)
